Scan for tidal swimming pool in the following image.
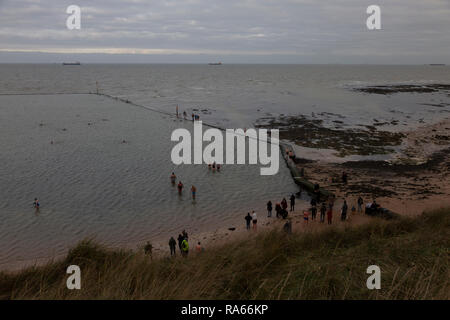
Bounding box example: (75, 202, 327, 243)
(0, 94, 299, 269)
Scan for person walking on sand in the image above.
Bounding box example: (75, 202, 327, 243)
(245, 212, 252, 230)
(191, 185, 197, 200)
(192, 113, 195, 121)
(290, 194, 295, 211)
(320, 202, 326, 223)
(183, 111, 187, 120)
(252, 211, 257, 231)
(170, 172, 176, 185)
(169, 236, 177, 256)
(283, 219, 292, 234)
(181, 238, 189, 257)
(195, 242, 202, 253)
(327, 202, 333, 225)
(176, 105, 179, 118)
(177, 181, 184, 194)
(311, 205, 317, 221)
(281, 198, 288, 211)
(342, 171, 348, 184)
(303, 210, 309, 225)
(357, 196, 364, 213)
(177, 233, 184, 253)
(341, 200, 348, 221)
(267, 200, 273, 217)
(275, 203, 281, 218)
(144, 241, 153, 259)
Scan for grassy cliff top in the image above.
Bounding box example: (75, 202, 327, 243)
(1, 208, 448, 300)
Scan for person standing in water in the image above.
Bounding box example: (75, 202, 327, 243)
(170, 172, 176, 185)
(33, 198, 40, 212)
(177, 181, 183, 194)
(191, 185, 197, 200)
(245, 213, 252, 230)
(267, 201, 272, 217)
(169, 237, 177, 256)
(252, 211, 257, 231)
(290, 194, 295, 211)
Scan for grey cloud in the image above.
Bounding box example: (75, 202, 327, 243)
(0, 0, 449, 63)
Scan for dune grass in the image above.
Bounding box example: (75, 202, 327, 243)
(0, 208, 448, 300)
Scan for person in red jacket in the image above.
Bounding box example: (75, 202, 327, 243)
(327, 203, 333, 225)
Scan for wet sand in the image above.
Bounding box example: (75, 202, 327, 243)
(294, 118, 450, 217)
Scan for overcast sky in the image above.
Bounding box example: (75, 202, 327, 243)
(0, 0, 449, 63)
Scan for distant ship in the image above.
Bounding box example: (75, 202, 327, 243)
(208, 62, 222, 65)
(62, 62, 81, 65)
(429, 64, 445, 66)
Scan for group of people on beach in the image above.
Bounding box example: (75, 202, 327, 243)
(302, 194, 369, 225)
(243, 191, 372, 233)
(244, 194, 298, 231)
(167, 230, 203, 257)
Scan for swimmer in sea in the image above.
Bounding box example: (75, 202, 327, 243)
(177, 181, 184, 194)
(170, 172, 176, 185)
(191, 185, 197, 200)
(33, 198, 40, 212)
